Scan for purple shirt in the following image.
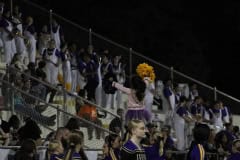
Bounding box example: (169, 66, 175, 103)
(227, 153, 240, 160)
(189, 144, 205, 160)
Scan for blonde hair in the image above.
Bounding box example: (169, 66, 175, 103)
(63, 133, 82, 160)
(123, 119, 144, 144)
(152, 131, 164, 156)
(48, 140, 62, 153)
(128, 119, 144, 135)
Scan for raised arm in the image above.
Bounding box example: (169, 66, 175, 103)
(112, 81, 131, 94)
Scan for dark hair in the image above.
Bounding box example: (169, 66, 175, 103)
(8, 115, 20, 129)
(65, 118, 80, 131)
(179, 95, 187, 103)
(187, 124, 210, 160)
(14, 139, 36, 160)
(107, 134, 119, 148)
(18, 119, 42, 141)
(20, 139, 36, 153)
(193, 123, 210, 143)
(27, 62, 35, 70)
(38, 61, 46, 68)
(233, 125, 239, 133)
(131, 75, 146, 102)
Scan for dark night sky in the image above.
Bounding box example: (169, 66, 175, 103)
(30, 0, 240, 98)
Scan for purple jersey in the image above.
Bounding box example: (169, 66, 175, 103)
(227, 153, 240, 160)
(143, 143, 165, 160)
(121, 140, 146, 160)
(189, 144, 205, 160)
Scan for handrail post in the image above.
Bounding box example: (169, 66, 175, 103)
(10, 0, 13, 18)
(49, 9, 53, 36)
(57, 105, 60, 128)
(6, 64, 10, 112)
(129, 48, 132, 84)
(62, 67, 68, 124)
(89, 28, 92, 46)
(170, 66, 174, 88)
(214, 87, 217, 101)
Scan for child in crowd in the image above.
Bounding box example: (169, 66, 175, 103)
(102, 134, 121, 160)
(121, 119, 147, 160)
(187, 123, 211, 160)
(48, 140, 64, 160)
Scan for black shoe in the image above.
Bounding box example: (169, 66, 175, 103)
(88, 136, 93, 140)
(49, 114, 56, 121)
(46, 114, 56, 126)
(35, 105, 48, 113)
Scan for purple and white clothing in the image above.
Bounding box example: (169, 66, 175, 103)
(163, 86, 175, 127)
(0, 17, 16, 64)
(51, 25, 61, 50)
(43, 48, 61, 85)
(61, 51, 72, 91)
(188, 143, 205, 160)
(143, 143, 165, 160)
(112, 62, 126, 108)
(121, 140, 146, 160)
(190, 103, 209, 121)
(13, 18, 27, 63)
(101, 62, 115, 110)
(209, 108, 227, 132)
(174, 105, 188, 150)
(223, 106, 231, 123)
(24, 24, 36, 63)
(143, 77, 155, 119)
(79, 57, 99, 100)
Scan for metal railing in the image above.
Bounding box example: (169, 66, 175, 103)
(0, 65, 119, 149)
(13, 0, 240, 115)
(1, 78, 116, 148)
(2, 65, 119, 118)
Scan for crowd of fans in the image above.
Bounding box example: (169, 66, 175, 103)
(0, 1, 240, 160)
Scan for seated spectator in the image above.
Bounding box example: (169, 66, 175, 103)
(48, 140, 64, 160)
(161, 125, 176, 160)
(142, 131, 165, 160)
(17, 119, 42, 146)
(63, 133, 83, 160)
(109, 108, 123, 135)
(8, 115, 21, 145)
(71, 130, 88, 160)
(65, 117, 80, 132)
(77, 98, 103, 140)
(233, 126, 240, 139)
(0, 117, 10, 145)
(161, 125, 175, 151)
(227, 139, 240, 160)
(215, 131, 232, 159)
(54, 127, 70, 151)
(14, 86, 56, 126)
(14, 139, 37, 160)
(209, 101, 229, 133)
(187, 123, 210, 160)
(102, 134, 121, 160)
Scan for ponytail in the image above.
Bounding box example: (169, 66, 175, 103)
(63, 143, 75, 160)
(159, 140, 164, 156)
(123, 132, 130, 144)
